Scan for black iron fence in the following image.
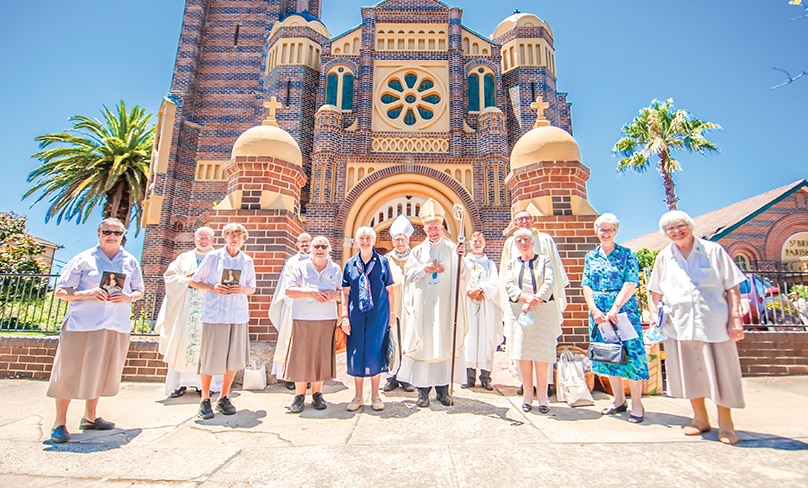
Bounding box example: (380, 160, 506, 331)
(740, 269, 808, 329)
(0, 274, 164, 335)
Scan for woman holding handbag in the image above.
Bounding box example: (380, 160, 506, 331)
(503, 228, 557, 414)
(582, 213, 649, 423)
(340, 227, 395, 412)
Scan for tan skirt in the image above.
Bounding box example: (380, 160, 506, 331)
(46, 329, 130, 400)
(282, 319, 336, 383)
(198, 322, 250, 375)
(664, 338, 745, 408)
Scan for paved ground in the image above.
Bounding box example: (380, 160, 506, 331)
(0, 351, 806, 487)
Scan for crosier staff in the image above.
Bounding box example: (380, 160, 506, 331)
(449, 203, 465, 405)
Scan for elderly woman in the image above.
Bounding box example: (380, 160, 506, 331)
(503, 227, 557, 413)
(341, 227, 395, 412)
(582, 213, 649, 423)
(283, 235, 342, 413)
(191, 223, 256, 420)
(47, 218, 144, 443)
(649, 210, 746, 445)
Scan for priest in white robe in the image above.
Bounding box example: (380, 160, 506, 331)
(269, 232, 311, 389)
(382, 215, 416, 393)
(155, 227, 222, 397)
(398, 199, 468, 407)
(462, 232, 503, 391)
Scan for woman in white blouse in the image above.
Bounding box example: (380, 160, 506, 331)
(649, 210, 746, 445)
(283, 235, 342, 414)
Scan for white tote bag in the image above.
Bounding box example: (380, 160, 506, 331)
(242, 359, 267, 390)
(558, 351, 594, 407)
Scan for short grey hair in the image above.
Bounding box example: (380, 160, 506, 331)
(513, 227, 533, 240)
(222, 223, 249, 240)
(97, 217, 125, 231)
(594, 213, 620, 232)
(355, 226, 377, 242)
(194, 226, 214, 238)
(658, 210, 695, 234)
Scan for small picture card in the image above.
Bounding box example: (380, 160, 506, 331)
(221, 268, 241, 285)
(100, 271, 126, 295)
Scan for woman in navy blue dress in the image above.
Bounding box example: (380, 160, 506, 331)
(582, 213, 649, 423)
(341, 226, 395, 412)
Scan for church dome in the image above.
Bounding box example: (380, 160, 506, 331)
(510, 125, 581, 169)
(492, 11, 552, 39)
(231, 125, 302, 166)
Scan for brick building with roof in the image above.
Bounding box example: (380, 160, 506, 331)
(141, 0, 599, 346)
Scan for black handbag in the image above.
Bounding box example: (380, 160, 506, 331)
(588, 323, 628, 365)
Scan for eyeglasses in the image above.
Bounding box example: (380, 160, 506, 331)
(101, 230, 124, 236)
(597, 227, 616, 234)
(514, 216, 532, 222)
(664, 223, 688, 233)
(313, 244, 329, 250)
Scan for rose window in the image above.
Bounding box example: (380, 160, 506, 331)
(379, 68, 446, 130)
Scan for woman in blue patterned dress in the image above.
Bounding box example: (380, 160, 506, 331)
(582, 213, 649, 423)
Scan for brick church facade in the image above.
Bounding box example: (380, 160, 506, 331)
(141, 0, 599, 346)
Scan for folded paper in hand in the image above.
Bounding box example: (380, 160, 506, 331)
(597, 312, 638, 342)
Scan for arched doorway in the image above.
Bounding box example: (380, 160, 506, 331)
(339, 173, 476, 266)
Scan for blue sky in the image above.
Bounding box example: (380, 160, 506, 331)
(1, 1, 806, 267)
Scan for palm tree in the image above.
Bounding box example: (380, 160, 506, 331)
(25, 101, 155, 230)
(613, 98, 720, 210)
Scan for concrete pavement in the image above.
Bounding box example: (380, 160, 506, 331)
(0, 351, 806, 487)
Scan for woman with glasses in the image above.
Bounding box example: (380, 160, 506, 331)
(503, 227, 556, 413)
(283, 235, 342, 413)
(582, 213, 648, 423)
(47, 218, 144, 444)
(648, 210, 746, 445)
(340, 227, 395, 411)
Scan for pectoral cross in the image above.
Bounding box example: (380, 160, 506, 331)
(262, 96, 282, 127)
(530, 96, 550, 128)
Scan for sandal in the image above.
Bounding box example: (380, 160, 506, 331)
(600, 402, 627, 415)
(683, 422, 711, 436)
(537, 405, 550, 414)
(718, 429, 739, 445)
(346, 397, 363, 412)
(371, 397, 384, 411)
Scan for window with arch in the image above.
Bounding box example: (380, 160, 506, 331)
(734, 253, 751, 271)
(325, 66, 354, 111)
(467, 67, 496, 113)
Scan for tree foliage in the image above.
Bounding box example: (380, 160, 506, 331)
(0, 212, 47, 275)
(613, 98, 720, 210)
(24, 101, 155, 231)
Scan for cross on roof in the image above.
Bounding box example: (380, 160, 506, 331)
(262, 96, 282, 126)
(530, 95, 550, 120)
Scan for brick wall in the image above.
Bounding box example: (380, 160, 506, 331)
(0, 336, 167, 382)
(3, 331, 804, 382)
(737, 331, 808, 376)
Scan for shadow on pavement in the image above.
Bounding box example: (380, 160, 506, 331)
(42, 427, 143, 453)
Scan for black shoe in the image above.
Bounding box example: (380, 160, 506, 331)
(435, 385, 451, 406)
(480, 370, 493, 391)
(169, 386, 187, 398)
(290, 394, 305, 413)
(382, 378, 399, 392)
(285, 381, 295, 391)
(79, 417, 115, 430)
(215, 396, 236, 415)
(198, 399, 214, 419)
(547, 384, 556, 398)
(416, 387, 431, 407)
(312, 392, 327, 410)
(400, 382, 416, 392)
(516, 385, 524, 396)
(50, 425, 70, 443)
(462, 368, 476, 389)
